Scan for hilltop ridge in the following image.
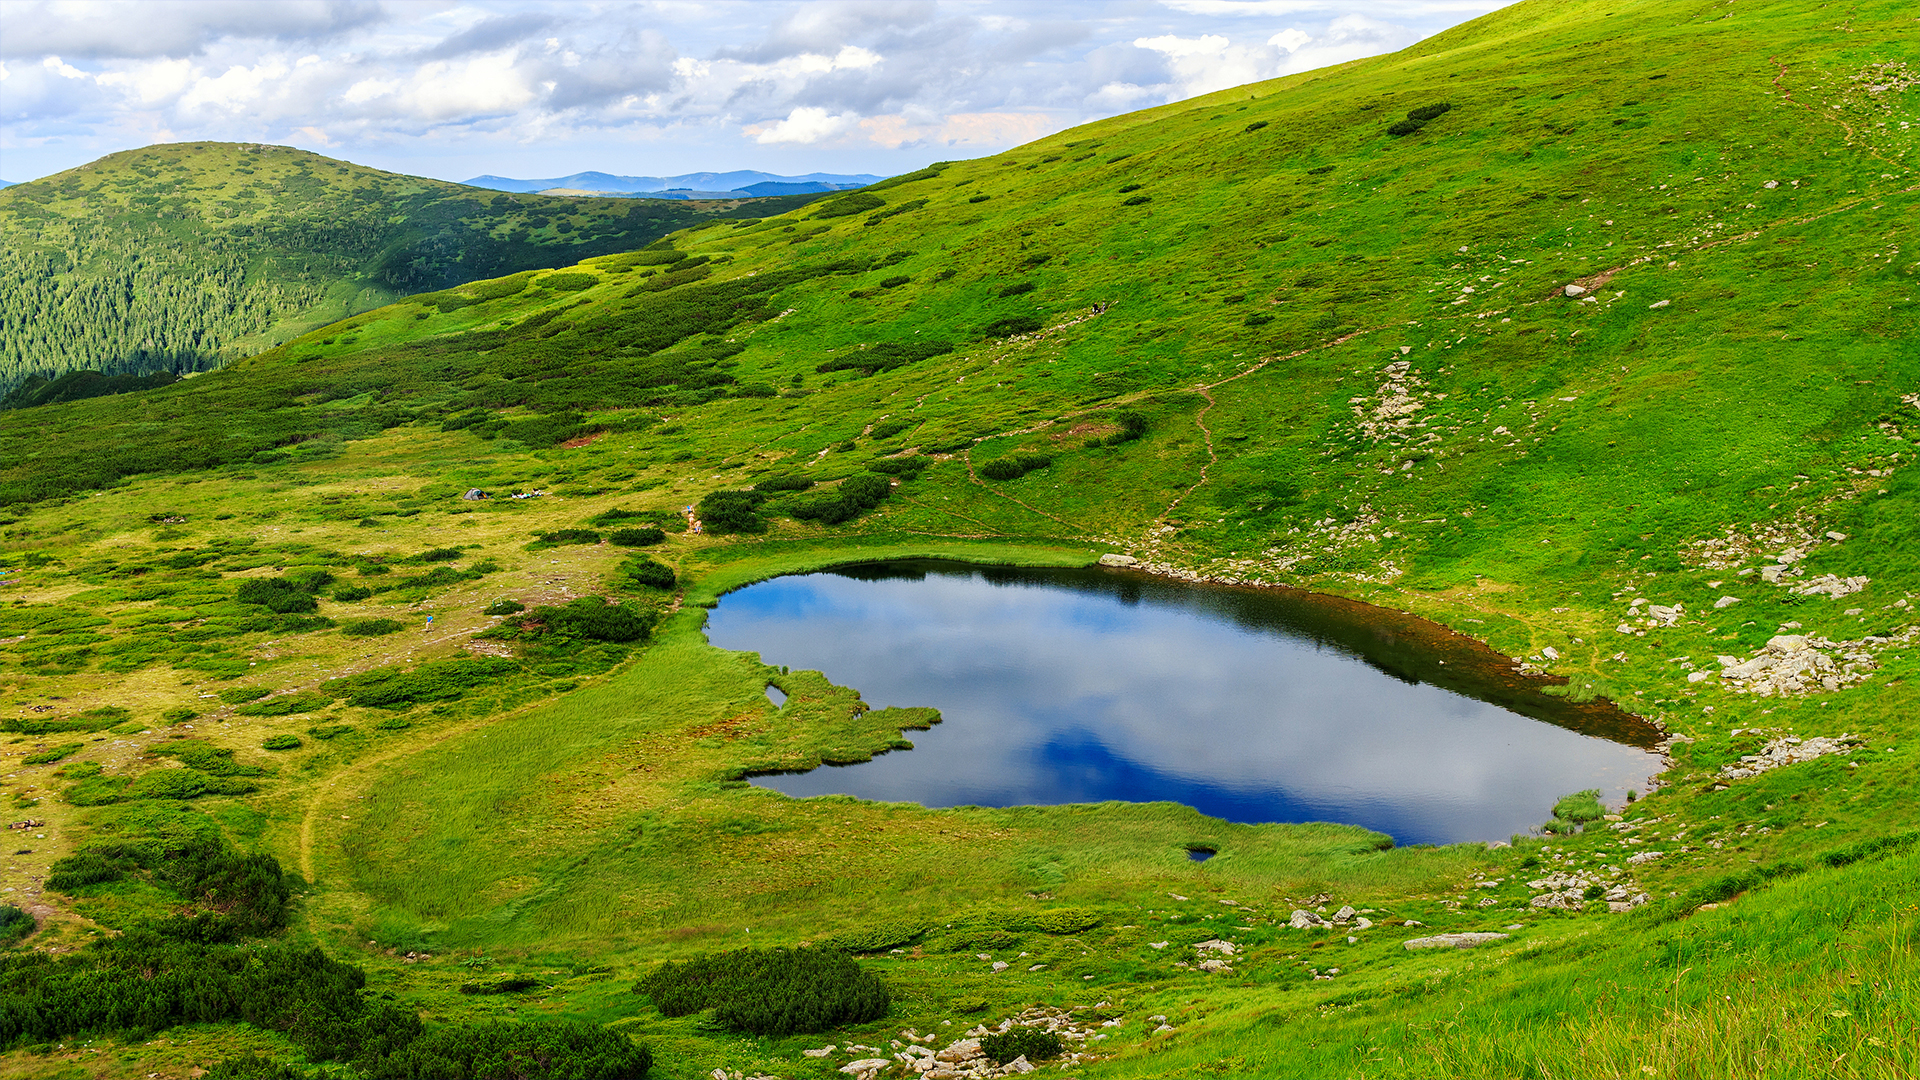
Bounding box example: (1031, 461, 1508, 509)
(0, 143, 828, 394)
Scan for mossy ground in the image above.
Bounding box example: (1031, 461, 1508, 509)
(2, 0, 1917, 1076)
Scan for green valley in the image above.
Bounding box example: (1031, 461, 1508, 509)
(0, 1, 1915, 1078)
(0, 143, 824, 397)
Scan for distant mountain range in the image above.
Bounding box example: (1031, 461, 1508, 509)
(461, 170, 883, 200)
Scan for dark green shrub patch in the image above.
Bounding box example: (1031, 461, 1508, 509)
(1105, 410, 1149, 445)
(23, 742, 85, 765)
(307, 724, 355, 740)
(587, 507, 648, 526)
(485, 599, 526, 616)
(262, 735, 302, 751)
(236, 691, 335, 716)
(608, 527, 666, 546)
(753, 475, 814, 494)
(816, 340, 955, 376)
(526, 597, 656, 642)
(149, 740, 266, 778)
(698, 490, 766, 534)
(869, 419, 914, 440)
(814, 192, 886, 219)
(1245, 312, 1274, 327)
(325, 658, 517, 710)
(1123, 195, 1152, 206)
(414, 548, 463, 562)
(998, 281, 1036, 298)
(866, 456, 928, 475)
(980, 1029, 1064, 1064)
(333, 585, 374, 602)
(535, 272, 597, 292)
(1389, 102, 1453, 136)
(219, 686, 273, 705)
(788, 473, 895, 526)
(879, 275, 911, 288)
(47, 833, 291, 940)
(619, 558, 676, 591)
(636, 947, 889, 1036)
(982, 315, 1042, 337)
(378, 1020, 651, 1080)
(979, 454, 1052, 482)
(815, 919, 928, 954)
(0, 904, 32, 944)
(234, 578, 319, 614)
(342, 618, 406, 638)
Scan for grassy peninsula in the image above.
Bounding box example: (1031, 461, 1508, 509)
(0, 0, 1915, 1077)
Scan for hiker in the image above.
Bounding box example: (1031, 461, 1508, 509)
(425, 615, 434, 631)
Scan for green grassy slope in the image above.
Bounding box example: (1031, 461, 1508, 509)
(0, 142, 824, 394)
(1, 1, 1916, 1077)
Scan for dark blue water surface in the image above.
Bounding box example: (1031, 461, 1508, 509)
(705, 561, 1664, 846)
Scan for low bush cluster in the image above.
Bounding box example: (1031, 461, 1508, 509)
(814, 919, 928, 953)
(979, 453, 1052, 482)
(377, 1019, 650, 1080)
(527, 597, 656, 642)
(981, 315, 1042, 337)
(235, 691, 335, 716)
(1388, 101, 1453, 136)
(788, 473, 895, 525)
(342, 618, 406, 638)
(234, 577, 320, 614)
(980, 1029, 1065, 1065)
(619, 558, 676, 591)
(262, 735, 302, 751)
(815, 340, 955, 376)
(484, 599, 526, 616)
(636, 947, 889, 1037)
(1100, 410, 1149, 446)
(698, 490, 766, 534)
(0, 905, 32, 945)
(532, 529, 601, 547)
(608, 527, 665, 546)
(325, 658, 516, 709)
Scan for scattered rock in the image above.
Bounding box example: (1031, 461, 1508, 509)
(1649, 299, 1671, 309)
(1193, 939, 1238, 955)
(990, 961, 1009, 973)
(1404, 932, 1510, 950)
(1714, 595, 1743, 608)
(1540, 646, 1560, 660)
(1564, 284, 1589, 297)
(803, 1047, 836, 1058)
(1721, 734, 1861, 780)
(1097, 554, 1140, 567)
(841, 1060, 892, 1077)
(1289, 909, 1330, 929)
(1790, 574, 1870, 599)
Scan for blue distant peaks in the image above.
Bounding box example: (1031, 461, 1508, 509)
(459, 169, 884, 200)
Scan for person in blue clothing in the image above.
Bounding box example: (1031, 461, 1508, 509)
(425, 615, 434, 631)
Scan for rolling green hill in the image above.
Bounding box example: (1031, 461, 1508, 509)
(0, 142, 823, 396)
(0, 1, 1916, 1077)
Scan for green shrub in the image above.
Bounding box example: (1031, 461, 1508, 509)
(234, 578, 318, 614)
(620, 558, 676, 591)
(205, 1054, 305, 1080)
(698, 491, 765, 534)
(326, 658, 516, 710)
(815, 919, 928, 954)
(1123, 195, 1152, 206)
(608, 527, 666, 546)
(814, 192, 886, 219)
(219, 686, 273, 705)
(161, 707, 197, 724)
(378, 1020, 650, 1080)
(1029, 907, 1103, 934)
(1118, 183, 1142, 193)
(415, 548, 463, 562)
(753, 475, 815, 493)
(531, 597, 655, 642)
(262, 735, 302, 751)
(308, 724, 354, 740)
(734, 382, 778, 398)
(636, 947, 889, 1036)
(0, 904, 33, 944)
(485, 599, 526, 616)
(236, 691, 335, 716)
(866, 457, 928, 475)
(980, 458, 1025, 481)
(982, 315, 1042, 337)
(815, 341, 954, 375)
(998, 282, 1036, 298)
(24, 742, 84, 765)
(879, 275, 911, 289)
(1245, 120, 1269, 132)
(869, 419, 913, 440)
(1245, 312, 1274, 327)
(1106, 410, 1149, 445)
(587, 507, 648, 525)
(342, 618, 405, 638)
(1389, 102, 1452, 137)
(47, 833, 292, 939)
(980, 1029, 1064, 1065)
(333, 585, 374, 602)
(536, 272, 598, 292)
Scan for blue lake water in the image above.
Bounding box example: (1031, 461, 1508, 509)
(704, 560, 1664, 846)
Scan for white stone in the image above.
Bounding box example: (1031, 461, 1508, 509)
(1540, 646, 1559, 660)
(1403, 932, 1510, 950)
(1714, 595, 1742, 608)
(803, 1047, 837, 1058)
(990, 961, 1009, 972)
(1097, 554, 1140, 567)
(1564, 284, 1589, 297)
(1649, 299, 1670, 309)
(842, 1059, 892, 1076)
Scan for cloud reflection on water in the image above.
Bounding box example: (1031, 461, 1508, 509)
(706, 564, 1661, 845)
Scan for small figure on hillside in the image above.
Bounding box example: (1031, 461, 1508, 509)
(425, 615, 434, 631)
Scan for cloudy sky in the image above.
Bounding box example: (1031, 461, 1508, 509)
(0, 0, 1506, 184)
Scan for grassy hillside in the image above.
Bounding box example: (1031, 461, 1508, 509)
(1, 1, 1916, 1077)
(0, 143, 823, 395)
